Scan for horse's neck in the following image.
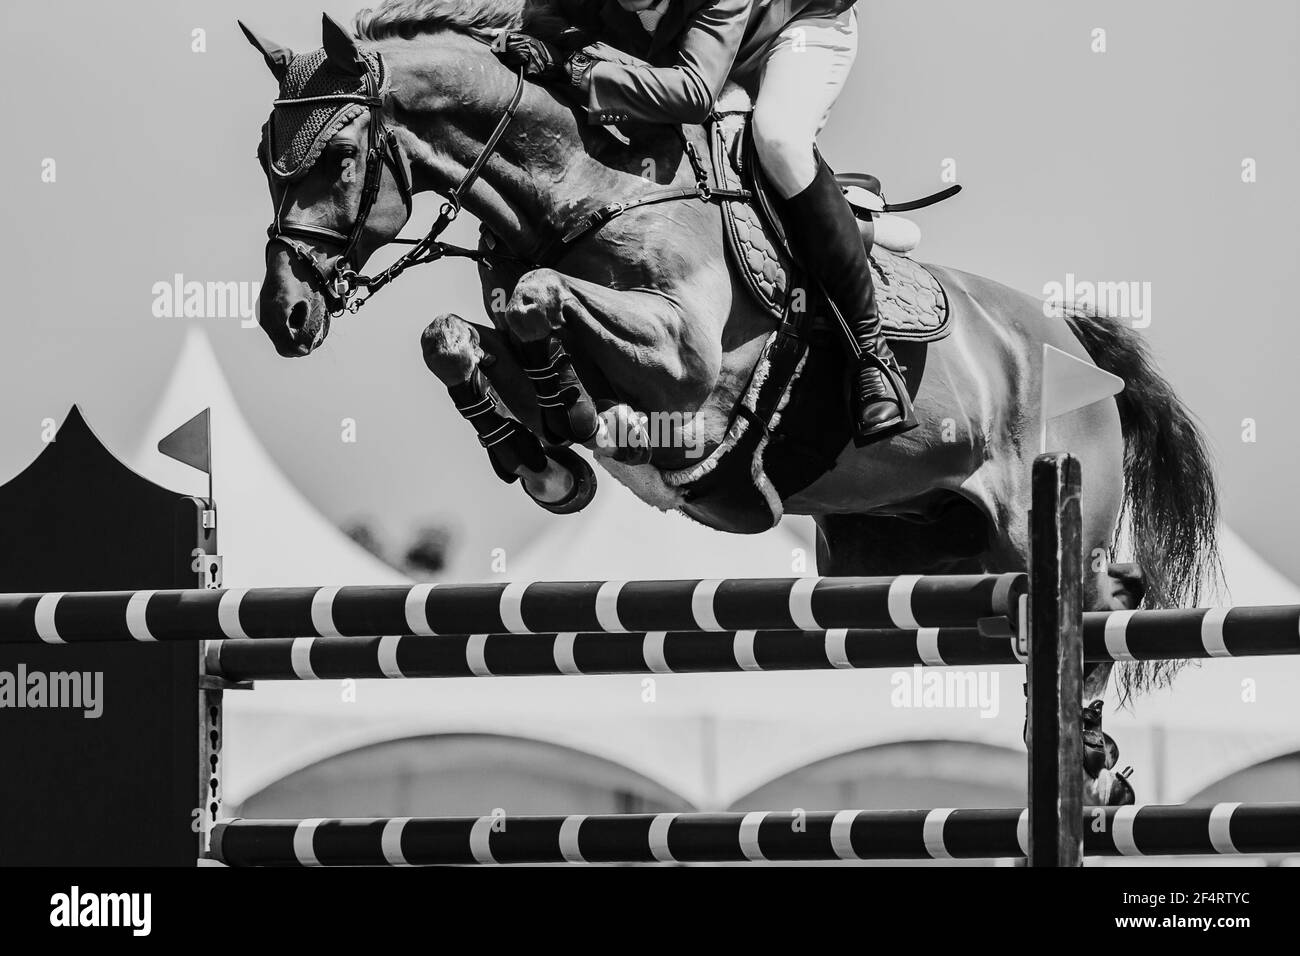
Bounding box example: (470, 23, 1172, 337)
(383, 35, 634, 261)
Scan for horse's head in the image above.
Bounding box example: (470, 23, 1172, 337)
(243, 15, 415, 356)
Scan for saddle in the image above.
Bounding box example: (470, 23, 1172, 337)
(709, 103, 950, 340)
(664, 101, 954, 534)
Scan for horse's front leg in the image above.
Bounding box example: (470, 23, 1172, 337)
(420, 313, 596, 515)
(504, 267, 720, 468)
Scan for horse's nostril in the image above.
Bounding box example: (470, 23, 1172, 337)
(287, 299, 309, 335)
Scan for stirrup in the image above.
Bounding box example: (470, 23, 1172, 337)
(853, 351, 918, 446)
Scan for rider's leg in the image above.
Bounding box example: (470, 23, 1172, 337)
(752, 8, 917, 445)
(751, 9, 857, 198)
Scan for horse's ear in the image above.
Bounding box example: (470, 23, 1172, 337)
(238, 21, 293, 81)
(321, 13, 366, 76)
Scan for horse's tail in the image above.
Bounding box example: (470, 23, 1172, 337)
(1065, 309, 1222, 689)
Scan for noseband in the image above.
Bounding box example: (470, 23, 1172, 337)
(265, 58, 525, 316)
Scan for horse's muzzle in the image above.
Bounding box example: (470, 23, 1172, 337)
(259, 287, 328, 357)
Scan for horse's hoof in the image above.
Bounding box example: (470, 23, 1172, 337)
(1081, 699, 1117, 776)
(524, 445, 597, 515)
(1084, 766, 1136, 806)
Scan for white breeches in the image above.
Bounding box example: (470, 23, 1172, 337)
(752, 8, 859, 199)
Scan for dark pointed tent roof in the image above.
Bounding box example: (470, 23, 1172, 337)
(0, 406, 204, 864)
(0, 405, 211, 590)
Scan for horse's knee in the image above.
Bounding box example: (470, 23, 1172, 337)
(751, 111, 815, 196)
(505, 268, 567, 342)
(420, 313, 481, 385)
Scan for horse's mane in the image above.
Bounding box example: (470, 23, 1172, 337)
(353, 0, 567, 43)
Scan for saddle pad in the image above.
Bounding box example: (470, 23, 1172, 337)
(266, 47, 388, 180)
(710, 113, 950, 343)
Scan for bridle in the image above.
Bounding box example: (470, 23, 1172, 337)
(265, 60, 526, 316)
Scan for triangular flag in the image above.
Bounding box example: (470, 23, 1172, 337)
(1042, 345, 1124, 418)
(158, 408, 212, 475)
(1040, 345, 1125, 453)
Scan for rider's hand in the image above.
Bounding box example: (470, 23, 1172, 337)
(493, 33, 565, 83)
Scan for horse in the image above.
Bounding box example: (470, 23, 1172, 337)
(244, 6, 1219, 802)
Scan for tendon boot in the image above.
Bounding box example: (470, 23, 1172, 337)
(516, 334, 601, 446)
(447, 368, 548, 484)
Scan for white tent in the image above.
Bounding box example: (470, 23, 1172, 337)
(1216, 527, 1300, 606)
(129, 330, 408, 587)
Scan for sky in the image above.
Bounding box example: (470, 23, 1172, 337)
(1, 0, 1297, 580)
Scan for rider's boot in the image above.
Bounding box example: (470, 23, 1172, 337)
(776, 159, 918, 446)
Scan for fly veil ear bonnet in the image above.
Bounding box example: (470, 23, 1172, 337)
(241, 14, 415, 313)
(258, 39, 390, 181)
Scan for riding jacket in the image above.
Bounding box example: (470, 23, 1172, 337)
(544, 0, 856, 124)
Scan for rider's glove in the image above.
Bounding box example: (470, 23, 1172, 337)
(493, 33, 565, 83)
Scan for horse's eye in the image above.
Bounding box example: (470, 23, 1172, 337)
(328, 142, 359, 162)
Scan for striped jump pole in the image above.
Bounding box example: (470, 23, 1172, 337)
(207, 627, 1009, 681)
(5, 582, 1294, 662)
(0, 574, 1026, 645)
(209, 802, 1300, 867)
(206, 607, 1300, 682)
(1084, 605, 1300, 661)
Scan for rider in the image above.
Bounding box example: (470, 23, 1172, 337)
(496, 0, 916, 446)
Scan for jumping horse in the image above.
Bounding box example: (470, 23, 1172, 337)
(244, 6, 1220, 803)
